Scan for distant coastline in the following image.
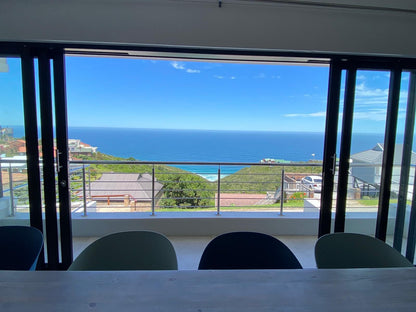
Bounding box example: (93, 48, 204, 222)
(8, 125, 391, 179)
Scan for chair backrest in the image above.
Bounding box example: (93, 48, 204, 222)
(198, 231, 302, 270)
(0, 226, 44, 270)
(315, 232, 414, 269)
(68, 231, 178, 271)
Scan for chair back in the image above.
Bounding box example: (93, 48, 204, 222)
(198, 231, 302, 270)
(315, 232, 414, 269)
(68, 231, 178, 270)
(0, 226, 44, 270)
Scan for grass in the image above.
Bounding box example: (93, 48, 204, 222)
(71, 153, 319, 210)
(358, 197, 412, 207)
(220, 163, 321, 193)
(76, 152, 184, 178)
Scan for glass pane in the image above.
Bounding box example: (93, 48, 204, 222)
(385, 71, 416, 262)
(65, 56, 329, 217)
(0, 57, 29, 222)
(344, 70, 390, 234)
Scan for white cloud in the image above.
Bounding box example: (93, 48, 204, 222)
(355, 83, 389, 98)
(284, 111, 326, 118)
(254, 73, 266, 79)
(186, 69, 200, 73)
(352, 109, 387, 121)
(171, 61, 200, 73)
(354, 83, 408, 108)
(171, 61, 185, 70)
(213, 75, 236, 80)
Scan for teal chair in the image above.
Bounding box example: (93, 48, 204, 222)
(68, 231, 178, 270)
(315, 232, 414, 269)
(0, 226, 44, 271)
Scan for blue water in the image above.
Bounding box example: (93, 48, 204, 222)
(10, 126, 389, 179)
(68, 128, 328, 162)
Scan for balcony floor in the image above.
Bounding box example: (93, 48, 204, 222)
(73, 235, 318, 269)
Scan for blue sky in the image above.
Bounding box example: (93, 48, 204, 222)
(0, 56, 411, 134)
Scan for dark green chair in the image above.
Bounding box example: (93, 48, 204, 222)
(315, 232, 414, 269)
(198, 231, 302, 270)
(0, 225, 44, 270)
(68, 231, 178, 270)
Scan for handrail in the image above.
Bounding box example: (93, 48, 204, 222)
(2, 158, 400, 217)
(69, 159, 323, 167)
(67, 159, 323, 215)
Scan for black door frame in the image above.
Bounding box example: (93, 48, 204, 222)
(3, 42, 416, 266)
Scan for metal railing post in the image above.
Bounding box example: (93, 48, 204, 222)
(88, 167, 91, 199)
(151, 165, 155, 216)
(9, 164, 15, 216)
(0, 155, 3, 198)
(82, 165, 87, 217)
(280, 168, 284, 216)
(217, 167, 221, 215)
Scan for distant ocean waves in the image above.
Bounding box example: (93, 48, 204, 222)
(11, 126, 389, 180)
(66, 127, 330, 179)
(175, 164, 245, 181)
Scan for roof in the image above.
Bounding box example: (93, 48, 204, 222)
(88, 173, 163, 202)
(351, 143, 416, 165)
(0, 155, 27, 169)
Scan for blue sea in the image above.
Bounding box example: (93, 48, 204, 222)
(11, 126, 389, 180)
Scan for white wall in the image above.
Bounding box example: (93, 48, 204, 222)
(1, 0, 416, 57)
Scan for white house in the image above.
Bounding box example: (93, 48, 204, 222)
(351, 143, 416, 198)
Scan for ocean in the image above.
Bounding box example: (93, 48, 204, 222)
(11, 126, 389, 180)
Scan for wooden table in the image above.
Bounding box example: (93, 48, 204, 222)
(1, 268, 415, 311)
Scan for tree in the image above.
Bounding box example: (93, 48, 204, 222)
(159, 173, 214, 209)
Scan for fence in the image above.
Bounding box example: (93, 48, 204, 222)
(1, 158, 406, 217)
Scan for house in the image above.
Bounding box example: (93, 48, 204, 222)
(351, 144, 416, 198)
(0, 127, 13, 140)
(68, 139, 97, 156)
(0, 155, 27, 173)
(87, 173, 163, 210)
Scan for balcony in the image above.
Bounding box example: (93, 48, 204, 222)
(1, 158, 405, 236)
(1, 158, 415, 266)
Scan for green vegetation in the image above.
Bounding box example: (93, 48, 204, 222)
(72, 155, 320, 209)
(358, 197, 379, 206)
(157, 173, 215, 209)
(75, 152, 179, 178)
(358, 196, 411, 207)
(220, 164, 321, 193)
(74, 153, 214, 209)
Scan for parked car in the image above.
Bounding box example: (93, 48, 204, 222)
(301, 175, 322, 193)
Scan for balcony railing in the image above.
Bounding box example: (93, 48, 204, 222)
(1, 158, 405, 218)
(67, 160, 324, 216)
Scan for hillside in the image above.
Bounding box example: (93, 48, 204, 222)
(220, 163, 322, 193)
(75, 152, 187, 178)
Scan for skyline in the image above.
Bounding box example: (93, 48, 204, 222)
(0, 56, 412, 134)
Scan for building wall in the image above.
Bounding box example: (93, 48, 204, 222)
(1, 1, 416, 57)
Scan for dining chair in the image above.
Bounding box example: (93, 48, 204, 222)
(314, 232, 414, 269)
(198, 231, 303, 270)
(0, 225, 44, 270)
(68, 230, 178, 270)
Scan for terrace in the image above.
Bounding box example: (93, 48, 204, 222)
(1, 157, 414, 266)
